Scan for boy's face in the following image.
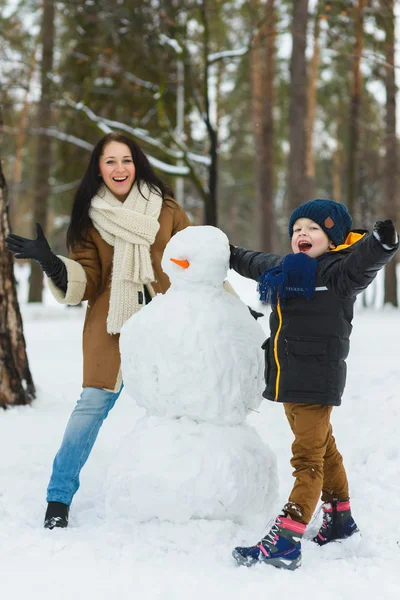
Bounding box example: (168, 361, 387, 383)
(291, 218, 335, 258)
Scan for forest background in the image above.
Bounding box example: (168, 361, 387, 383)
(0, 0, 399, 406)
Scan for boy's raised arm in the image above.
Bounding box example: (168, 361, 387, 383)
(229, 245, 282, 282)
(320, 221, 398, 298)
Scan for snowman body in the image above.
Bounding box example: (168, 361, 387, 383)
(120, 284, 265, 425)
(106, 226, 278, 524)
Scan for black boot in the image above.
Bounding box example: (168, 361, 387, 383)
(313, 500, 359, 546)
(44, 502, 69, 529)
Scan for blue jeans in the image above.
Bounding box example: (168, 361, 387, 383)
(46, 386, 122, 505)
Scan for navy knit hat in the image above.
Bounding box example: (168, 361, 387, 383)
(288, 199, 352, 247)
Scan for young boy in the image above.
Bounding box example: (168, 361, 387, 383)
(229, 199, 398, 570)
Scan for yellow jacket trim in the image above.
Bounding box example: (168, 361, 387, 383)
(273, 300, 283, 400)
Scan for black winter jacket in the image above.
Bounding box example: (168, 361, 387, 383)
(230, 232, 398, 406)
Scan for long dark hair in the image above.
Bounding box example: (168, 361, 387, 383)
(66, 132, 174, 250)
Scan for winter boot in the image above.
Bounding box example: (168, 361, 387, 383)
(232, 515, 305, 570)
(313, 500, 359, 546)
(44, 501, 69, 529)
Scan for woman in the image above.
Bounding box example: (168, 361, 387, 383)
(6, 133, 191, 529)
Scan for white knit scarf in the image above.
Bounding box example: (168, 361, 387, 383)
(89, 182, 162, 334)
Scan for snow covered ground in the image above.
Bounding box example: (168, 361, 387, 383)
(1, 267, 400, 599)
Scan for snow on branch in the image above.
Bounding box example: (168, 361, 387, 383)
(35, 128, 95, 150)
(63, 100, 113, 135)
(99, 116, 210, 167)
(62, 99, 190, 176)
(4, 125, 94, 151)
(63, 98, 210, 167)
(71, 51, 159, 92)
(207, 47, 249, 64)
(159, 34, 183, 55)
(145, 155, 190, 175)
(52, 179, 82, 193)
(158, 33, 248, 66)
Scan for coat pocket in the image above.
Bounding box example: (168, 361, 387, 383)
(285, 337, 328, 393)
(261, 337, 271, 385)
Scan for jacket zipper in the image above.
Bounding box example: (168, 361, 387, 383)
(273, 301, 283, 400)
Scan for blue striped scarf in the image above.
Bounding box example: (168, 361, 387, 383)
(258, 252, 318, 306)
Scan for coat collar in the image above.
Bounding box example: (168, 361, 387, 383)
(332, 231, 366, 252)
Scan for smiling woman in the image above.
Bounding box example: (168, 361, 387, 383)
(99, 141, 136, 201)
(5, 132, 191, 529)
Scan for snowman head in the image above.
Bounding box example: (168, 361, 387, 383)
(162, 226, 230, 288)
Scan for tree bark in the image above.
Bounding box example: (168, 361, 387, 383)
(332, 129, 343, 204)
(287, 0, 309, 213)
(305, 1, 322, 199)
(251, 0, 276, 252)
(29, 0, 55, 302)
(200, 0, 218, 226)
(382, 0, 398, 307)
(347, 0, 365, 216)
(0, 105, 36, 408)
(9, 44, 38, 231)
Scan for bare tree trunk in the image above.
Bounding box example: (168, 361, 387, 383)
(227, 188, 239, 242)
(9, 44, 37, 230)
(383, 0, 398, 307)
(204, 120, 218, 227)
(347, 0, 365, 216)
(0, 105, 36, 408)
(333, 95, 346, 203)
(200, 0, 218, 226)
(251, 0, 276, 252)
(333, 136, 342, 204)
(287, 0, 309, 213)
(305, 1, 322, 199)
(29, 0, 55, 302)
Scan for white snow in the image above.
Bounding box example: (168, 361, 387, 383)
(105, 416, 277, 526)
(1, 263, 400, 599)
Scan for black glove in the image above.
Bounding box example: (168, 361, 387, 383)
(6, 223, 53, 262)
(373, 219, 397, 247)
(6, 223, 68, 293)
(248, 306, 264, 320)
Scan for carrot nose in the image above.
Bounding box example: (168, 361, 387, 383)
(170, 257, 190, 269)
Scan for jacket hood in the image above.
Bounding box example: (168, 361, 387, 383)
(332, 230, 367, 252)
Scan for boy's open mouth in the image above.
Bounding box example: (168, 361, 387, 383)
(298, 241, 312, 252)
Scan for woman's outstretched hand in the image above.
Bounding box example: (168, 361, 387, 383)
(6, 223, 68, 293)
(6, 223, 53, 263)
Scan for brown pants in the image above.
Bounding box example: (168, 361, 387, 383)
(283, 403, 349, 525)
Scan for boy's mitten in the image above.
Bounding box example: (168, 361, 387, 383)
(248, 306, 264, 320)
(373, 219, 397, 247)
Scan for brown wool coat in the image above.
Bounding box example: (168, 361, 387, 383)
(48, 199, 191, 391)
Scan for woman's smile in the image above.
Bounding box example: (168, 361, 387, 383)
(99, 141, 136, 201)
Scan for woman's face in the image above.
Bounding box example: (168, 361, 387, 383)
(99, 141, 136, 201)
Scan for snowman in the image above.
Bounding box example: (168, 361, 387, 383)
(105, 226, 277, 524)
